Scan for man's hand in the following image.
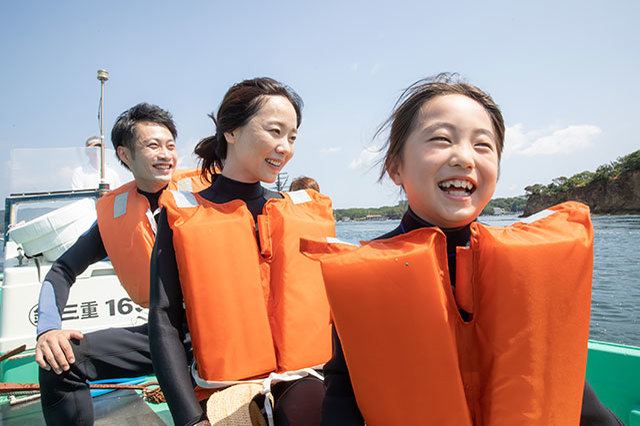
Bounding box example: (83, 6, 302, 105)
(35, 329, 84, 374)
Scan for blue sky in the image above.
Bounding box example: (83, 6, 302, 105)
(1, 1, 638, 208)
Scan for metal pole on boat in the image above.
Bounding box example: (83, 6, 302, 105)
(97, 69, 109, 194)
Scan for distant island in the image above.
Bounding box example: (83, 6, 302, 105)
(334, 197, 526, 222)
(334, 201, 408, 222)
(523, 149, 640, 216)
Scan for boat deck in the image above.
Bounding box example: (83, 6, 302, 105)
(1, 380, 173, 425)
(2, 342, 639, 425)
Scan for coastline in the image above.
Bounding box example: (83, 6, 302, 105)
(524, 169, 640, 216)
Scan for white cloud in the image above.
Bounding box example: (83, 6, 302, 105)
(321, 146, 343, 154)
(504, 124, 601, 158)
(349, 148, 381, 170)
(502, 124, 528, 158)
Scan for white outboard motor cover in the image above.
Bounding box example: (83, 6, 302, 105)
(7, 198, 97, 261)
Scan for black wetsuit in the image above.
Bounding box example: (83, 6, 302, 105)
(149, 175, 324, 426)
(37, 187, 192, 426)
(321, 207, 624, 426)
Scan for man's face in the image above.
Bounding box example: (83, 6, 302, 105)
(117, 122, 178, 193)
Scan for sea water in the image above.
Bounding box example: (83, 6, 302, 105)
(336, 215, 640, 347)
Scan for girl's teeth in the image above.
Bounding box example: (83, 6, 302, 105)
(439, 179, 473, 190)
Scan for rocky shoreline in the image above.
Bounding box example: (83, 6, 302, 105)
(523, 169, 640, 216)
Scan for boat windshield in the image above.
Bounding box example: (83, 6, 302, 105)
(11, 199, 93, 225)
(8, 147, 132, 195)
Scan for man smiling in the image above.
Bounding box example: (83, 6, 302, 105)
(35, 103, 199, 425)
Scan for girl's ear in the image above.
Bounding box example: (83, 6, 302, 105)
(224, 130, 236, 145)
(387, 159, 404, 187)
(117, 146, 132, 168)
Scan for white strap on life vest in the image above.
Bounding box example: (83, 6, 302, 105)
(145, 208, 160, 235)
(519, 208, 557, 224)
(176, 177, 193, 192)
(287, 189, 312, 205)
(326, 236, 359, 246)
(191, 363, 266, 389)
(113, 192, 128, 218)
(191, 363, 323, 426)
(170, 190, 199, 209)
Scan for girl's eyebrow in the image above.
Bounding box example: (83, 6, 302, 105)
(418, 122, 495, 139)
(473, 128, 495, 139)
(419, 122, 455, 134)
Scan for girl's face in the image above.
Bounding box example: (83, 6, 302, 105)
(222, 95, 297, 184)
(389, 94, 499, 228)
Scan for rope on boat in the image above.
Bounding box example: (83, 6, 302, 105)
(0, 344, 35, 361)
(9, 351, 35, 360)
(1, 345, 166, 405)
(0, 382, 165, 404)
(3, 352, 35, 360)
(9, 394, 41, 406)
(141, 383, 166, 403)
(0, 345, 27, 363)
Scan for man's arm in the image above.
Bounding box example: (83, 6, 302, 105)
(35, 223, 107, 373)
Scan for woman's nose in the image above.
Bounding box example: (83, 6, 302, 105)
(276, 140, 293, 156)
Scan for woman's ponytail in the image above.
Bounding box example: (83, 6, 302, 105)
(194, 114, 225, 183)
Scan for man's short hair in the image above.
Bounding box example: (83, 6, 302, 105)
(110, 103, 177, 168)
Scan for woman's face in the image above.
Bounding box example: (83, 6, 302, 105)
(388, 94, 499, 228)
(222, 95, 297, 184)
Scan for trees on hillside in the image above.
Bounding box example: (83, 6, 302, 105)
(526, 149, 639, 195)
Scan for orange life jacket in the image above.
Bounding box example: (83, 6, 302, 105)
(301, 201, 593, 426)
(96, 169, 210, 307)
(159, 188, 335, 385)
